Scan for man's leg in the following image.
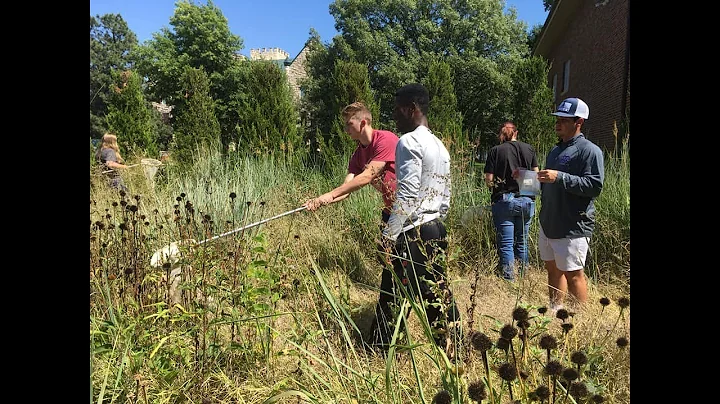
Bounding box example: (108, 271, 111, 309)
(408, 220, 461, 355)
(491, 197, 515, 280)
(566, 269, 588, 304)
(544, 259, 567, 308)
(512, 198, 534, 277)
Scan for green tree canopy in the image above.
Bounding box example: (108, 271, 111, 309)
(90, 13, 138, 139)
(326, 0, 529, 122)
(105, 70, 158, 159)
(133, 0, 243, 131)
(172, 66, 222, 165)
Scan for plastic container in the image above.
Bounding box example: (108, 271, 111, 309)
(518, 169, 540, 196)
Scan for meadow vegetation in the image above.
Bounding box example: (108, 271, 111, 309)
(90, 139, 630, 404)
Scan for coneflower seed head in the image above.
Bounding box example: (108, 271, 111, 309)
(556, 308, 570, 321)
(496, 337, 510, 351)
(539, 334, 558, 350)
(432, 389, 452, 404)
(599, 297, 611, 306)
(498, 362, 517, 381)
(570, 351, 588, 366)
(616, 337, 629, 348)
(467, 381, 487, 402)
(538, 306, 548, 314)
(470, 331, 493, 352)
(618, 297, 630, 309)
(512, 307, 529, 321)
(535, 385, 551, 400)
(544, 360, 563, 376)
(500, 324, 518, 340)
(562, 367, 579, 382)
(591, 394, 605, 403)
(561, 323, 574, 333)
(569, 381, 588, 398)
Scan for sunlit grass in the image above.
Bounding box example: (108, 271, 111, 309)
(90, 140, 629, 403)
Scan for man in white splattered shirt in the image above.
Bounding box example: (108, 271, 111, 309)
(370, 83, 461, 359)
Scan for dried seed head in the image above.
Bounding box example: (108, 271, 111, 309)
(539, 334, 558, 350)
(498, 362, 517, 382)
(500, 324, 518, 340)
(512, 307, 529, 321)
(496, 337, 510, 351)
(516, 319, 530, 329)
(617, 297, 630, 309)
(432, 389, 452, 404)
(555, 308, 570, 321)
(544, 360, 563, 376)
(467, 381, 487, 402)
(616, 337, 629, 348)
(562, 367, 579, 382)
(591, 394, 605, 403)
(570, 351, 588, 366)
(599, 297, 611, 306)
(229, 192, 237, 200)
(569, 381, 588, 398)
(538, 306, 548, 314)
(535, 385, 551, 400)
(561, 323, 574, 333)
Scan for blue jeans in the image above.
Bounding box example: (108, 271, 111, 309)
(491, 194, 535, 280)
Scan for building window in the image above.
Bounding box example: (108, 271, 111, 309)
(552, 73, 558, 102)
(562, 60, 571, 93)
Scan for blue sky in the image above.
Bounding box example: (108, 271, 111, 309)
(90, 0, 549, 59)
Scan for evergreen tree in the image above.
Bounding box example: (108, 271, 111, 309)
(172, 66, 221, 165)
(90, 13, 137, 139)
(235, 61, 300, 155)
(327, 59, 379, 156)
(422, 57, 463, 148)
(105, 70, 158, 159)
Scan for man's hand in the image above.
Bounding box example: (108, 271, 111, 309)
(537, 169, 559, 183)
(303, 192, 334, 212)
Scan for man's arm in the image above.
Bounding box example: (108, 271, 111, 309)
(304, 161, 387, 211)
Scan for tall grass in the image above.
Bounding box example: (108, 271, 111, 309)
(90, 140, 629, 403)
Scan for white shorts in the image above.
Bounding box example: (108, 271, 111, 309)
(538, 225, 589, 271)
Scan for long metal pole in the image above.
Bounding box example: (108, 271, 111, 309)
(196, 206, 307, 245)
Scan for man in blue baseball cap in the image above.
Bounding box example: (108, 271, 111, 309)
(536, 97, 604, 312)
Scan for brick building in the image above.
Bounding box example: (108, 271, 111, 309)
(532, 0, 630, 153)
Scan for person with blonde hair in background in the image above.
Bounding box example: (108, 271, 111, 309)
(95, 132, 129, 192)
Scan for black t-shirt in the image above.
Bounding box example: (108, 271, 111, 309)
(484, 141, 538, 202)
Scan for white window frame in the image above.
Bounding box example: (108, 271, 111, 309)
(562, 60, 571, 94)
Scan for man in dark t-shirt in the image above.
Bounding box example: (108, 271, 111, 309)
(483, 121, 538, 280)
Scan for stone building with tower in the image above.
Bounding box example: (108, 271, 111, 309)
(243, 44, 311, 105)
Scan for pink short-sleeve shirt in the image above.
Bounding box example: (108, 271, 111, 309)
(348, 129, 399, 213)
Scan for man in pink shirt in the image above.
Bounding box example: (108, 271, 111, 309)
(304, 101, 399, 352)
(304, 102, 398, 222)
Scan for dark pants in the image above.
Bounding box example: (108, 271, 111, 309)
(369, 218, 461, 349)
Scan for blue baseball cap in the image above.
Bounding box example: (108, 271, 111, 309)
(551, 98, 589, 119)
